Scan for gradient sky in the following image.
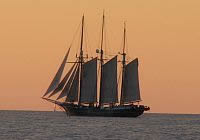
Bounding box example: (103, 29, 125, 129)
(0, 0, 200, 114)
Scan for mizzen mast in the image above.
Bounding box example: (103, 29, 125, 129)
(99, 11, 105, 107)
(120, 22, 126, 105)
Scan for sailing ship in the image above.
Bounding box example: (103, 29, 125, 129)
(42, 13, 150, 117)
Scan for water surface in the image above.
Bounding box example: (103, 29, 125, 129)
(0, 111, 199, 140)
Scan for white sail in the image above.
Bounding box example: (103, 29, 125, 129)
(48, 63, 76, 98)
(122, 58, 141, 103)
(66, 66, 80, 102)
(43, 47, 71, 97)
(80, 58, 97, 103)
(100, 56, 118, 104)
(56, 64, 78, 100)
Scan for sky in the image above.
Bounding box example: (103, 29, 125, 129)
(0, 0, 200, 114)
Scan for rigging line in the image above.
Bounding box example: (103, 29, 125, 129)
(76, 28, 81, 57)
(106, 15, 115, 58)
(94, 12, 102, 52)
(119, 24, 125, 54)
(72, 24, 81, 58)
(103, 15, 107, 59)
(102, 12, 112, 61)
(104, 21, 108, 60)
(73, 16, 85, 58)
(53, 103, 56, 112)
(104, 14, 118, 57)
(58, 63, 79, 101)
(48, 60, 78, 99)
(59, 106, 65, 112)
(97, 18, 101, 51)
(105, 15, 116, 59)
(68, 20, 81, 48)
(88, 11, 102, 53)
(64, 63, 80, 102)
(84, 21, 92, 59)
(125, 25, 130, 59)
(59, 97, 65, 103)
(95, 12, 103, 53)
(84, 22, 93, 60)
(82, 19, 87, 55)
(58, 106, 68, 116)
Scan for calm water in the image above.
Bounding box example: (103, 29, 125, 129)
(0, 111, 199, 140)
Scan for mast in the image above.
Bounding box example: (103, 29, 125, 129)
(100, 11, 105, 66)
(120, 22, 126, 105)
(99, 11, 105, 107)
(79, 15, 84, 105)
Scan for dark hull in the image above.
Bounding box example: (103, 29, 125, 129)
(59, 103, 150, 117)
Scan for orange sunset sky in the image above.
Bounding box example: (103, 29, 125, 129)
(0, 0, 200, 114)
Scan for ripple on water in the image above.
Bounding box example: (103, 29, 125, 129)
(0, 111, 200, 140)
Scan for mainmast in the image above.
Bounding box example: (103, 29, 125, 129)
(120, 22, 126, 105)
(99, 12, 105, 107)
(79, 15, 84, 105)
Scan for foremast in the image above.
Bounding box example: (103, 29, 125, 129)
(77, 15, 98, 105)
(43, 15, 98, 105)
(78, 15, 84, 105)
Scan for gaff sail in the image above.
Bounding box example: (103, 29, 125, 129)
(48, 62, 76, 98)
(56, 64, 78, 100)
(122, 58, 141, 103)
(43, 47, 71, 97)
(66, 65, 80, 102)
(80, 58, 97, 103)
(100, 56, 118, 104)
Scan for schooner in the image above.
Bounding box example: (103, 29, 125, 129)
(42, 14, 150, 117)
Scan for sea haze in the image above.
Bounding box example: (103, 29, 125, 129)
(0, 110, 199, 140)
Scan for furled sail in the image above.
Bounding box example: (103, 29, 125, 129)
(56, 64, 78, 100)
(122, 58, 141, 103)
(43, 47, 71, 97)
(48, 62, 76, 98)
(80, 58, 97, 103)
(65, 65, 80, 102)
(100, 56, 118, 104)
